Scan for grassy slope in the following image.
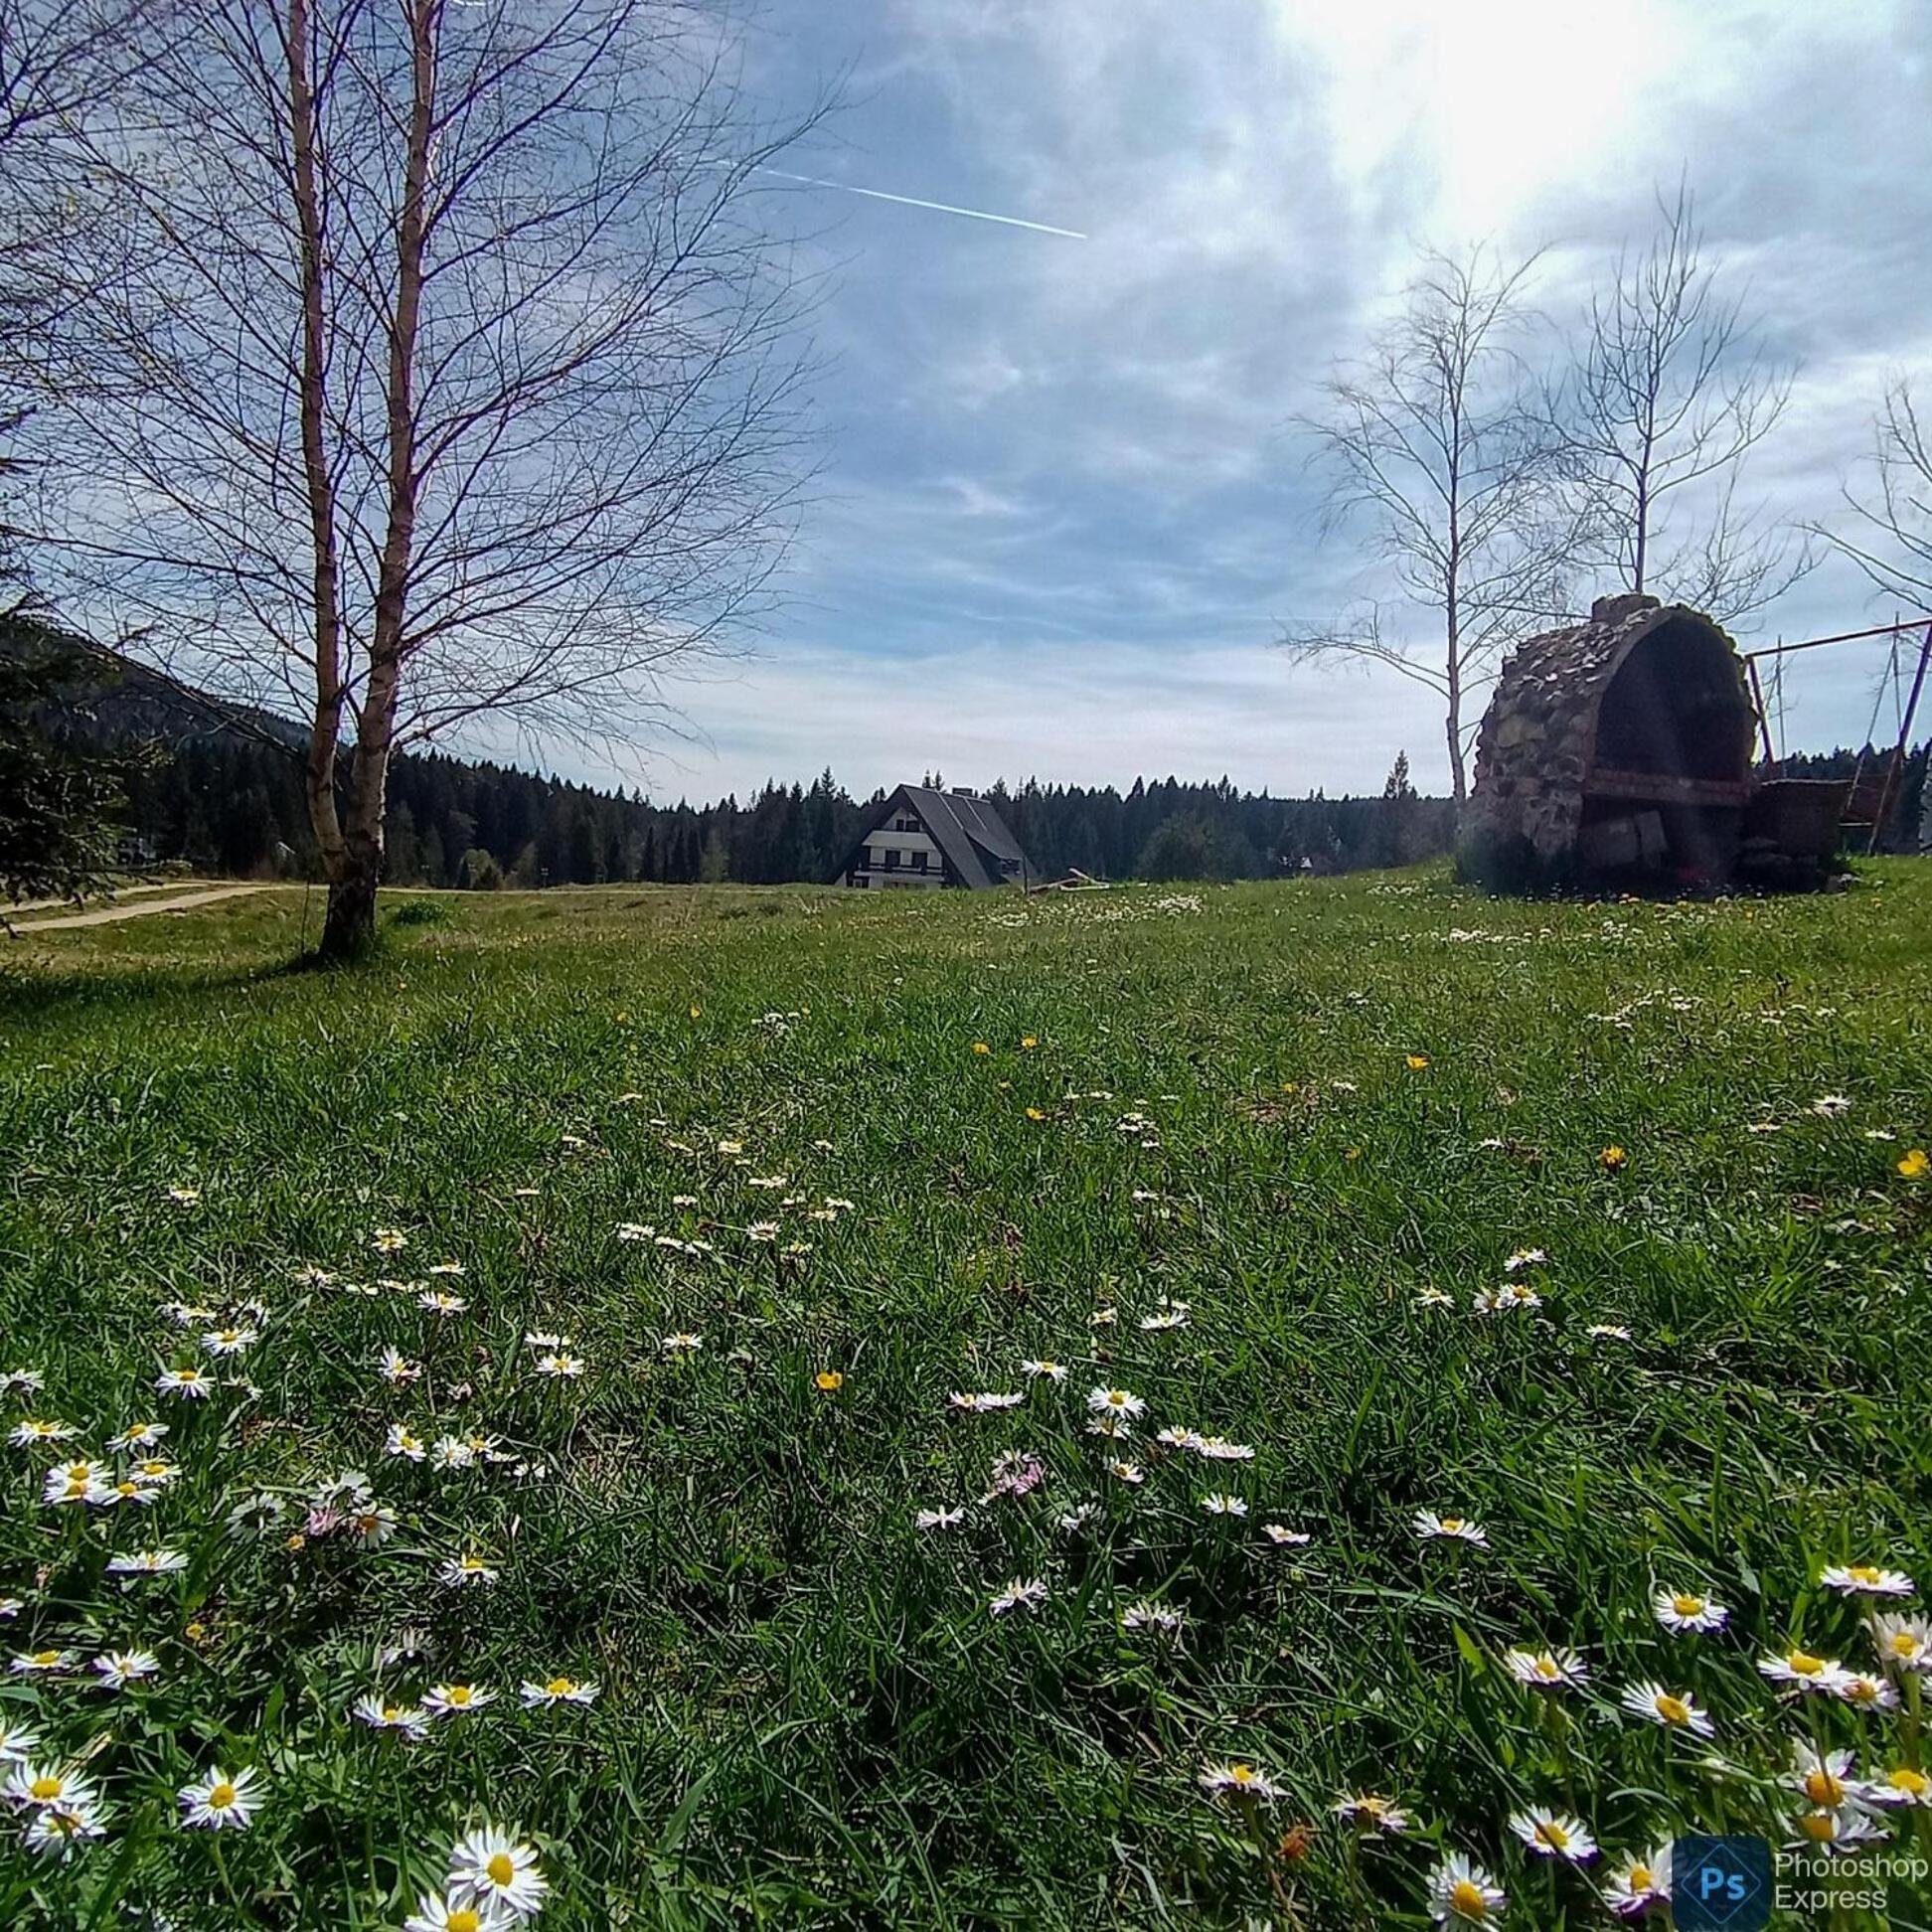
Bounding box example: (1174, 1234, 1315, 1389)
(0, 868, 1929, 1927)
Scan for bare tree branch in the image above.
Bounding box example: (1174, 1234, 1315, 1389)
(1819, 375, 1932, 611)
(1284, 243, 1578, 801)
(1552, 177, 1809, 621)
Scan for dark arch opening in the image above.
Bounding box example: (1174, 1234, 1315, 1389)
(1591, 616, 1753, 784)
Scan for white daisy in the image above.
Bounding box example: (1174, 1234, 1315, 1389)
(1510, 1808, 1597, 1861)
(353, 1693, 429, 1736)
(1414, 1511, 1488, 1546)
(533, 1353, 584, 1379)
(423, 1683, 496, 1718)
(1428, 1853, 1507, 1924)
(437, 1553, 500, 1588)
(1085, 1386, 1146, 1419)
(1198, 1760, 1282, 1800)
(418, 1291, 468, 1316)
(155, 1366, 214, 1400)
(989, 1577, 1047, 1616)
(1193, 1436, 1256, 1462)
(105, 1420, 168, 1451)
(402, 1890, 498, 1932)
(1619, 1681, 1714, 1736)
(379, 1346, 422, 1384)
(9, 1418, 76, 1445)
(447, 1825, 550, 1919)
(200, 1326, 258, 1357)
(1759, 1647, 1851, 1692)
(1504, 1647, 1588, 1691)
(1863, 1765, 1932, 1809)
(1602, 1844, 1672, 1916)
(1121, 1600, 1185, 1635)
(519, 1674, 599, 1706)
(660, 1333, 704, 1355)
(1585, 1323, 1634, 1342)
(1331, 1792, 1411, 1834)
(1503, 1248, 1546, 1271)
(1790, 1743, 1866, 1812)
(42, 1460, 114, 1507)
(1871, 1613, 1932, 1674)
(0, 1368, 47, 1395)
(1652, 1587, 1727, 1634)
(24, 1798, 108, 1858)
(387, 1423, 428, 1462)
(1261, 1524, 1313, 1545)
(177, 1765, 263, 1830)
(915, 1506, 966, 1530)
(90, 1650, 159, 1689)
(1201, 1493, 1248, 1517)
(0, 1717, 42, 1762)
(1835, 1671, 1900, 1712)
(1787, 1808, 1883, 1854)
(1020, 1359, 1067, 1381)
(4, 1761, 100, 1811)
(9, 1648, 76, 1676)
(1822, 1563, 1914, 1599)
(1107, 1460, 1144, 1485)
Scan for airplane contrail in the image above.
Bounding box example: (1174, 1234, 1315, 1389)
(754, 167, 1086, 241)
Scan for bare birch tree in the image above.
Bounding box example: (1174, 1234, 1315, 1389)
(1554, 180, 1805, 619)
(1286, 245, 1577, 802)
(1823, 376, 1932, 609)
(28, 0, 826, 956)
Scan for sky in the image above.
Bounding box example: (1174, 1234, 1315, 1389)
(592, 0, 1932, 804)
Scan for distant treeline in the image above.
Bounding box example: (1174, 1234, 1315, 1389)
(119, 733, 1475, 887)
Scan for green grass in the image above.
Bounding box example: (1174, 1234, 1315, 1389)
(1, 867, 1929, 1928)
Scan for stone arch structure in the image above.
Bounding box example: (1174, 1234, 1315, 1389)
(1461, 593, 1757, 887)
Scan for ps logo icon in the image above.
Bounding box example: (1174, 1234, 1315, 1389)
(1674, 1836, 1771, 1930)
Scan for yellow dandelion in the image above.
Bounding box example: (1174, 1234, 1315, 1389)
(1898, 1149, 1928, 1180)
(815, 1370, 844, 1393)
(1599, 1145, 1628, 1172)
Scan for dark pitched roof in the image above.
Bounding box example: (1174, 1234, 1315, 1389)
(831, 785, 1032, 887)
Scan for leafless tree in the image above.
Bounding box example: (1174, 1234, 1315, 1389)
(27, 0, 828, 957)
(1554, 179, 1807, 620)
(1286, 244, 1579, 801)
(1, 0, 174, 593)
(1822, 376, 1932, 610)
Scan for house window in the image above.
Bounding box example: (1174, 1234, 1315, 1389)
(913, 852, 927, 872)
(884, 850, 898, 870)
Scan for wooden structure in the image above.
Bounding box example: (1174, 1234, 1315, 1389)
(832, 785, 1032, 891)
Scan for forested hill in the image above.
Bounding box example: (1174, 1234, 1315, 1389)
(30, 631, 1927, 886)
(121, 734, 1462, 886)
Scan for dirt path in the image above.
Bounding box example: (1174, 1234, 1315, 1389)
(8, 884, 268, 933)
(4, 881, 198, 916)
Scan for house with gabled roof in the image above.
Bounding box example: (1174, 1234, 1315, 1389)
(832, 784, 1033, 890)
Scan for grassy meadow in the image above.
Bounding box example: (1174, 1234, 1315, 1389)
(1, 867, 1930, 1928)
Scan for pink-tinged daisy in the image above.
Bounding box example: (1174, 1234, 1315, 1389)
(1198, 1760, 1282, 1801)
(1510, 1808, 1597, 1862)
(447, 1825, 550, 1918)
(519, 1675, 599, 1706)
(1414, 1511, 1488, 1546)
(1261, 1524, 1312, 1546)
(1652, 1587, 1727, 1634)
(989, 1577, 1046, 1617)
(1107, 1460, 1145, 1485)
(1428, 1852, 1508, 1923)
(1620, 1681, 1714, 1736)
(1331, 1792, 1411, 1834)
(1602, 1844, 1672, 1916)
(178, 1765, 263, 1829)
(1822, 1563, 1914, 1599)
(1504, 1647, 1588, 1691)
(1759, 1648, 1850, 1693)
